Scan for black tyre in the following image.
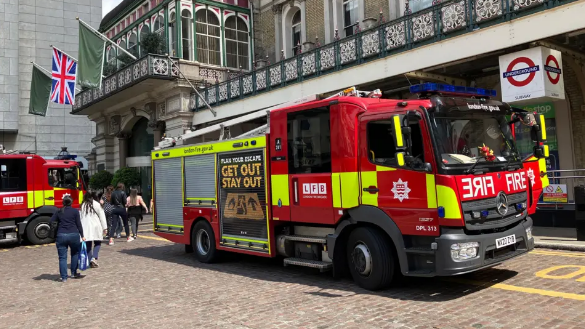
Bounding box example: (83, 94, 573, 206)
(191, 220, 218, 263)
(346, 226, 396, 290)
(26, 216, 54, 245)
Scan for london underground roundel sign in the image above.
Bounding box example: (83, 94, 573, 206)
(545, 54, 562, 85)
(503, 57, 539, 87)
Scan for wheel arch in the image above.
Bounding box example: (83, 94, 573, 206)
(328, 206, 408, 275)
(188, 216, 212, 245)
(18, 206, 59, 236)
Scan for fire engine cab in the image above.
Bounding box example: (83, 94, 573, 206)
(0, 152, 86, 244)
(152, 84, 548, 290)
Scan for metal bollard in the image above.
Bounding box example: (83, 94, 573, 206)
(574, 185, 585, 241)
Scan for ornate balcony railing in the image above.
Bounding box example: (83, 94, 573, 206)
(72, 54, 179, 113)
(192, 0, 571, 111)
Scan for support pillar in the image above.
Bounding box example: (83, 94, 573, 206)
(117, 133, 130, 169)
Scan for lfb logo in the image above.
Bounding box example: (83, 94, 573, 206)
(303, 183, 327, 195)
(2, 196, 24, 205)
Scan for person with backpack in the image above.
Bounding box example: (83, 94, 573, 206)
(80, 193, 108, 268)
(126, 188, 149, 239)
(110, 183, 133, 244)
(50, 195, 86, 283)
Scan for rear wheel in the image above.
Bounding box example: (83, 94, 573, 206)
(191, 221, 218, 263)
(26, 216, 54, 245)
(346, 227, 396, 290)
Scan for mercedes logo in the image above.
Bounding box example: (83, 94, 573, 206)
(496, 191, 509, 216)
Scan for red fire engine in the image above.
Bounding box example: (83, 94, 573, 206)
(0, 153, 86, 244)
(152, 84, 548, 290)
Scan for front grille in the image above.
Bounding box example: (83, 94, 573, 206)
(462, 192, 527, 230)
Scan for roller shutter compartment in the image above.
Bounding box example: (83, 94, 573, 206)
(154, 158, 184, 228)
(184, 154, 216, 206)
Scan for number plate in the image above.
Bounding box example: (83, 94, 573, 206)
(495, 234, 516, 249)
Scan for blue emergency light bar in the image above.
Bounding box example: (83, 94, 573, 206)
(409, 83, 497, 97)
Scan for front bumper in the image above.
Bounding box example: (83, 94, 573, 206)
(434, 217, 534, 276)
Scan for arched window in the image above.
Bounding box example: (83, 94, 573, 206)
(152, 14, 164, 35)
(139, 25, 149, 56)
(225, 16, 249, 70)
(107, 47, 117, 66)
(181, 9, 193, 61)
(169, 11, 177, 57)
(128, 32, 138, 56)
(196, 9, 221, 66)
(291, 11, 301, 55)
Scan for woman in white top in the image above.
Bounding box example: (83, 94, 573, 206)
(80, 192, 108, 268)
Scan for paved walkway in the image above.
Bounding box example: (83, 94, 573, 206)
(2, 229, 585, 329)
(534, 226, 585, 251)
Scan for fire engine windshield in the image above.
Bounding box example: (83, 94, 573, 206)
(429, 113, 520, 169)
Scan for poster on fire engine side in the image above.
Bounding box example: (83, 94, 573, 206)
(218, 149, 268, 240)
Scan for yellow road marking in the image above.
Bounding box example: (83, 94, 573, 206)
(445, 277, 585, 301)
(532, 250, 585, 258)
(0, 249, 8, 252)
(535, 265, 585, 280)
(135, 235, 171, 242)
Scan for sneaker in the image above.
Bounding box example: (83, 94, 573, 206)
(127, 237, 134, 242)
(133, 235, 137, 239)
(58, 278, 67, 283)
(116, 234, 122, 239)
(72, 273, 85, 279)
(90, 259, 99, 268)
(108, 239, 114, 246)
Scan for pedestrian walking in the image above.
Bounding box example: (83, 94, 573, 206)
(50, 195, 86, 282)
(110, 183, 133, 243)
(100, 186, 116, 245)
(126, 189, 148, 239)
(80, 193, 107, 268)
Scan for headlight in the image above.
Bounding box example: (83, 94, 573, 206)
(526, 227, 533, 240)
(450, 242, 480, 261)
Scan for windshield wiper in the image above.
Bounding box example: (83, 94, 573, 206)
(503, 154, 521, 171)
(465, 158, 485, 174)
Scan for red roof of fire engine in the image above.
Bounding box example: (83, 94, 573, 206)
(271, 96, 434, 114)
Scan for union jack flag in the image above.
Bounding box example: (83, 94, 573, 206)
(50, 48, 77, 105)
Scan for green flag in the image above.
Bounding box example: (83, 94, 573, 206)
(78, 21, 105, 89)
(28, 65, 52, 116)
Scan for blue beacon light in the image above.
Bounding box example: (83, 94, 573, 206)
(409, 83, 497, 97)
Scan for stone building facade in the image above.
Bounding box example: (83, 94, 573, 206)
(0, 0, 100, 159)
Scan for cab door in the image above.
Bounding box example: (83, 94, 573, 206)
(358, 109, 439, 236)
(287, 106, 335, 225)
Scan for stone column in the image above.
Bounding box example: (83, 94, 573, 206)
(117, 133, 130, 168)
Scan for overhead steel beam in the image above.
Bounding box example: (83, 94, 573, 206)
(530, 40, 585, 64)
(404, 71, 467, 86)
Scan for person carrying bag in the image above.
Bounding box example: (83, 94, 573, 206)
(49, 195, 86, 283)
(80, 192, 108, 268)
(110, 183, 133, 243)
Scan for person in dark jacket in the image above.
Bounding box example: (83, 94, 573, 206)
(50, 195, 86, 282)
(110, 183, 133, 244)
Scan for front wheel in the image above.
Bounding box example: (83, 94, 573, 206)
(191, 220, 219, 263)
(346, 227, 396, 290)
(26, 216, 54, 245)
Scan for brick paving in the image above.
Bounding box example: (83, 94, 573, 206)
(1, 228, 585, 329)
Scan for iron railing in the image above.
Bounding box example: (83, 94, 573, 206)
(192, 0, 573, 110)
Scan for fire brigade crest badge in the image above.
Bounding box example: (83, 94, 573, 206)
(391, 179, 411, 202)
(62, 193, 71, 199)
(527, 168, 535, 186)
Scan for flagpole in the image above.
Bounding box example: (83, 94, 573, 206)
(165, 55, 216, 117)
(77, 17, 137, 60)
(31, 61, 82, 93)
(50, 45, 79, 62)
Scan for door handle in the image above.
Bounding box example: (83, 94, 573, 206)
(363, 186, 379, 194)
(45, 197, 54, 200)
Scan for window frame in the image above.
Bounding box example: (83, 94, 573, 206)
(291, 11, 301, 55)
(287, 107, 332, 175)
(181, 9, 194, 61)
(343, 0, 359, 37)
(195, 8, 222, 66)
(224, 15, 250, 70)
(0, 159, 27, 192)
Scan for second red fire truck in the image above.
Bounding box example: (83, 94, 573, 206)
(152, 84, 548, 290)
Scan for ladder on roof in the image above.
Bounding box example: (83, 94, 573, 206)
(157, 86, 382, 148)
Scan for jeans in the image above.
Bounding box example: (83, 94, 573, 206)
(115, 216, 123, 236)
(111, 207, 129, 238)
(129, 217, 138, 237)
(56, 233, 81, 280)
(86, 240, 102, 260)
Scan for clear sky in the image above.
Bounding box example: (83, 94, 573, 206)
(103, 0, 124, 17)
